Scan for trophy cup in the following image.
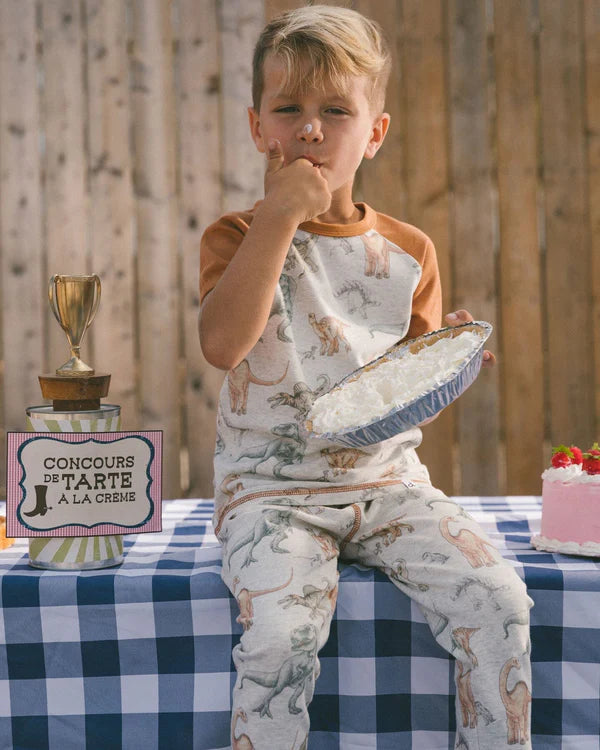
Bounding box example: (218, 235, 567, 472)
(26, 274, 123, 569)
(49, 274, 101, 375)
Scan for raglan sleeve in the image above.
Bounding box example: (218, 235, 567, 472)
(199, 212, 251, 304)
(405, 237, 442, 339)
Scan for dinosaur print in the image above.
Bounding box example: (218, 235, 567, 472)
(307, 528, 338, 561)
(233, 568, 294, 631)
(299, 345, 318, 363)
(334, 280, 381, 318)
(278, 579, 338, 621)
(451, 576, 510, 611)
(451, 627, 480, 666)
(227, 510, 293, 568)
(439, 517, 498, 568)
(286, 234, 320, 276)
(503, 610, 530, 640)
(268, 375, 330, 422)
(320, 446, 369, 477)
(456, 733, 469, 750)
(308, 313, 351, 356)
(422, 551, 450, 564)
(457, 662, 478, 729)
(500, 657, 531, 745)
(360, 231, 406, 278)
(383, 558, 429, 592)
(220, 473, 244, 502)
(358, 516, 415, 547)
(231, 708, 254, 749)
(367, 322, 407, 339)
(228, 360, 289, 415)
(425, 497, 472, 519)
(267, 273, 297, 343)
(239, 624, 319, 719)
(474, 701, 496, 726)
(239, 423, 306, 479)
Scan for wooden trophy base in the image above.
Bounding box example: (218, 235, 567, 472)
(39, 373, 111, 412)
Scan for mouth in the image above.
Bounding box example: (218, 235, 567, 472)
(298, 155, 323, 168)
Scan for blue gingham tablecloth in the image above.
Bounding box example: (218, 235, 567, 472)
(1, 496, 600, 750)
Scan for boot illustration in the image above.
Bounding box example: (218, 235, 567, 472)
(24, 484, 50, 517)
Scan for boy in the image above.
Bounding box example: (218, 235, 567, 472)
(199, 6, 532, 748)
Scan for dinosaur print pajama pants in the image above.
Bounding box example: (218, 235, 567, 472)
(220, 485, 533, 750)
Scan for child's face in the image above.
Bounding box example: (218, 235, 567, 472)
(249, 54, 389, 199)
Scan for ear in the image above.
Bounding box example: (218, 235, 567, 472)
(248, 107, 266, 154)
(363, 112, 391, 160)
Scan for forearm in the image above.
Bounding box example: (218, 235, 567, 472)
(199, 201, 299, 370)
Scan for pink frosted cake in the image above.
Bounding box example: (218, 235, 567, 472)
(532, 443, 600, 556)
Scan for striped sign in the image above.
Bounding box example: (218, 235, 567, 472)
(6, 431, 162, 537)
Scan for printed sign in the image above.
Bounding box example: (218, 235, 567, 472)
(6, 431, 162, 537)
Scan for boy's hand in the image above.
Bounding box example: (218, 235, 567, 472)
(264, 138, 332, 224)
(445, 309, 496, 367)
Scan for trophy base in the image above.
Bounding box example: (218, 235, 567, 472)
(39, 372, 111, 411)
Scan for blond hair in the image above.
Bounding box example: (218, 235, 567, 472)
(252, 5, 391, 113)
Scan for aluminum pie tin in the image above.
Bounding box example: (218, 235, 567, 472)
(306, 321, 493, 448)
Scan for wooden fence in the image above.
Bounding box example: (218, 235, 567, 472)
(0, 0, 598, 499)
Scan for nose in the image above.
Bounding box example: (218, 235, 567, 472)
(297, 121, 323, 143)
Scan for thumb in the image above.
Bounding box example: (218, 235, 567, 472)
(265, 138, 284, 174)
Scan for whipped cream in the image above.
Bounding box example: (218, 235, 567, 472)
(542, 465, 600, 484)
(309, 330, 482, 434)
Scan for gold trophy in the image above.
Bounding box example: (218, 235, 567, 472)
(49, 274, 101, 375)
(28, 272, 122, 569)
(39, 274, 110, 411)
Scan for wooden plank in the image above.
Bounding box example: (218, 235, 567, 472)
(217, 0, 264, 212)
(40, 0, 89, 372)
(354, 0, 405, 218)
(584, 0, 600, 438)
(176, 0, 225, 497)
(391, 0, 455, 495)
(85, 0, 137, 422)
(0, 0, 45, 492)
(130, 0, 181, 498)
(539, 0, 594, 446)
(494, 0, 544, 493)
(448, 0, 499, 494)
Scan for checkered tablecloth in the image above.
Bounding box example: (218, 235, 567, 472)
(1, 496, 600, 750)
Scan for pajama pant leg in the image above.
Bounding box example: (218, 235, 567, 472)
(219, 502, 351, 750)
(343, 487, 534, 750)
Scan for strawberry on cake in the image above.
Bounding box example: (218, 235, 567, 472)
(531, 443, 600, 556)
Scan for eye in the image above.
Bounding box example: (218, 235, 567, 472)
(274, 106, 299, 113)
(325, 107, 349, 115)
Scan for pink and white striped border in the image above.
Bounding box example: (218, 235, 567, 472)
(6, 431, 162, 537)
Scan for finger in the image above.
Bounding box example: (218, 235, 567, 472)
(445, 309, 474, 326)
(482, 350, 496, 367)
(265, 138, 284, 175)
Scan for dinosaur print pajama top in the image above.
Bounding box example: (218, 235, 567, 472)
(200, 202, 533, 750)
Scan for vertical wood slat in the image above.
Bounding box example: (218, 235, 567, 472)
(130, 0, 181, 498)
(176, 0, 225, 497)
(86, 0, 137, 422)
(397, 0, 455, 495)
(448, 0, 499, 494)
(41, 0, 89, 370)
(584, 0, 600, 438)
(354, 0, 405, 219)
(539, 0, 594, 446)
(494, 0, 545, 493)
(0, 0, 45, 491)
(217, 0, 264, 212)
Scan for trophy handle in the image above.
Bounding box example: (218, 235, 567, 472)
(48, 275, 62, 326)
(87, 274, 101, 328)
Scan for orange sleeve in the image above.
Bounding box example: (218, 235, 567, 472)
(405, 237, 442, 338)
(374, 212, 442, 339)
(199, 210, 254, 304)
